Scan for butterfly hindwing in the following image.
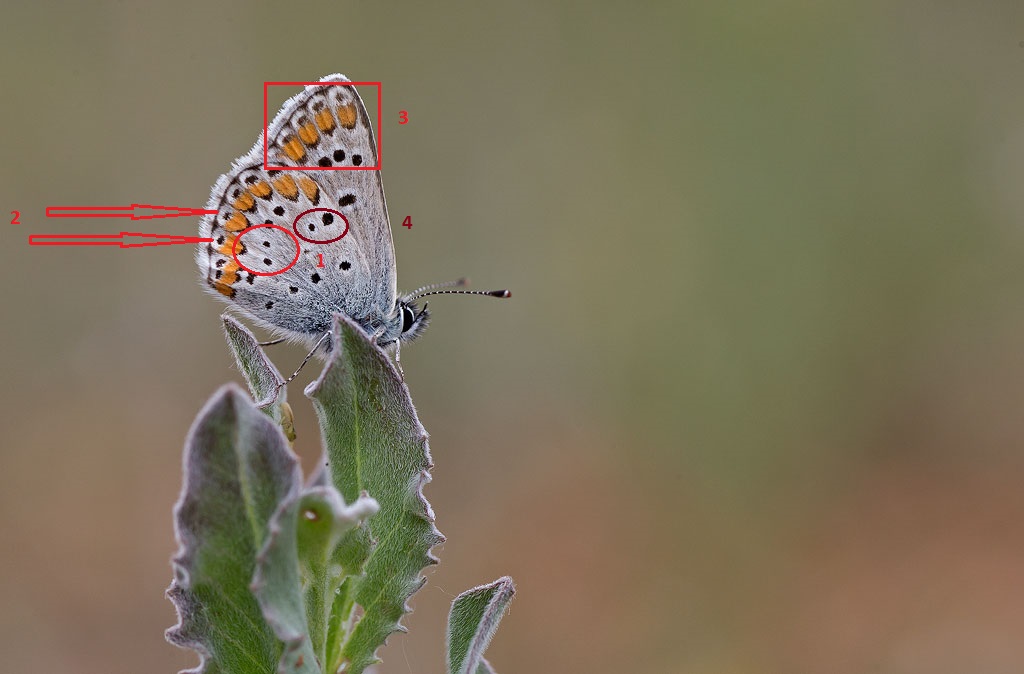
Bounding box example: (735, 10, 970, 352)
(198, 74, 397, 345)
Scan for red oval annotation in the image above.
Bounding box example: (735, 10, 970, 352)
(232, 223, 301, 277)
(292, 208, 349, 245)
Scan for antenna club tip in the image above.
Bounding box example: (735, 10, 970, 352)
(490, 290, 511, 298)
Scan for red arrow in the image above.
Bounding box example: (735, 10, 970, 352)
(45, 204, 219, 221)
(29, 232, 214, 248)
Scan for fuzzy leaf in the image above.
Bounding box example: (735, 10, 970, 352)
(166, 384, 300, 674)
(252, 486, 378, 673)
(222, 315, 295, 442)
(447, 577, 516, 674)
(297, 489, 379, 663)
(306, 313, 445, 674)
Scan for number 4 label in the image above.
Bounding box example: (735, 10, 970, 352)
(402, 216, 413, 229)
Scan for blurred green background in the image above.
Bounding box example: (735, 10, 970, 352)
(3, 2, 1024, 672)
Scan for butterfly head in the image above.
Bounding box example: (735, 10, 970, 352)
(396, 298, 430, 343)
(387, 278, 510, 346)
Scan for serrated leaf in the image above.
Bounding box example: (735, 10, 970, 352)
(306, 313, 445, 674)
(166, 384, 300, 674)
(222, 315, 295, 442)
(447, 577, 516, 674)
(252, 486, 378, 673)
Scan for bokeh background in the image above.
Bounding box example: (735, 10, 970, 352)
(3, 2, 1024, 672)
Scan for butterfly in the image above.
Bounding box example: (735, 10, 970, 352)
(197, 74, 507, 363)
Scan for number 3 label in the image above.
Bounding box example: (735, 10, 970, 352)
(399, 110, 409, 125)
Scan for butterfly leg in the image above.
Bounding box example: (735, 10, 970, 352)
(393, 339, 405, 380)
(278, 329, 332, 389)
(258, 337, 287, 347)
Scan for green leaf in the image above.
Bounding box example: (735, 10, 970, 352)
(252, 485, 378, 673)
(166, 384, 300, 674)
(447, 577, 516, 674)
(222, 315, 295, 442)
(306, 314, 445, 674)
(222, 315, 284, 409)
(296, 488, 378, 665)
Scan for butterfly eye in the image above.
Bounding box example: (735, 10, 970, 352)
(401, 305, 416, 333)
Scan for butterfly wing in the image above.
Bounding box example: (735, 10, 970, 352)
(197, 74, 397, 344)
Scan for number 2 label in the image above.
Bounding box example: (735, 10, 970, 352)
(10, 210, 20, 225)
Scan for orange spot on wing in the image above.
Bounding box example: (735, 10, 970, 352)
(232, 192, 255, 212)
(217, 236, 236, 256)
(282, 135, 306, 161)
(248, 181, 272, 199)
(220, 261, 240, 286)
(337, 103, 358, 129)
(298, 122, 319, 146)
(211, 281, 236, 298)
(272, 175, 299, 200)
(297, 176, 320, 203)
(224, 212, 249, 232)
(314, 108, 335, 133)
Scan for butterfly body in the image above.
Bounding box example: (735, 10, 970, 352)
(197, 74, 428, 350)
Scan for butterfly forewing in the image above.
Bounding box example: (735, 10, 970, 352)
(198, 74, 396, 344)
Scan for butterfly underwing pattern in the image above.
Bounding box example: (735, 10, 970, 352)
(197, 74, 427, 351)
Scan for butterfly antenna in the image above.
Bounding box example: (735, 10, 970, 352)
(406, 278, 469, 297)
(410, 288, 511, 300)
